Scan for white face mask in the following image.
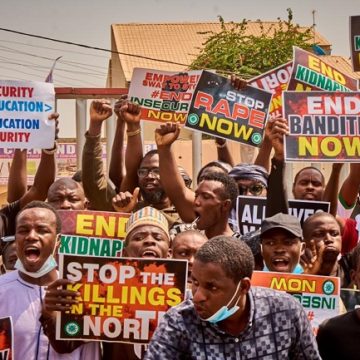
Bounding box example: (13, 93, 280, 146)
(15, 254, 57, 278)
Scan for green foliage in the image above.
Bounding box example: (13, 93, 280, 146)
(189, 9, 313, 79)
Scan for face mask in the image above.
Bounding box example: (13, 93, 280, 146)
(203, 280, 242, 324)
(15, 255, 57, 279)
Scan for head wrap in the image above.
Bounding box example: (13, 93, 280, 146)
(229, 163, 268, 187)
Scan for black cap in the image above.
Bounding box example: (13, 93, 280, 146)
(261, 213, 303, 239)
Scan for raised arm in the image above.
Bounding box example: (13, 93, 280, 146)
(109, 97, 126, 191)
(265, 118, 289, 217)
(7, 149, 27, 202)
(19, 113, 58, 208)
(82, 99, 115, 211)
(118, 98, 143, 193)
(323, 163, 344, 216)
(254, 120, 273, 173)
(214, 137, 234, 167)
(338, 163, 360, 213)
(156, 123, 196, 222)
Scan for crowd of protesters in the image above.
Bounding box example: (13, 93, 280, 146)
(1, 77, 360, 360)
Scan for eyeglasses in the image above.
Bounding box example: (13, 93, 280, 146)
(238, 183, 266, 196)
(137, 167, 160, 178)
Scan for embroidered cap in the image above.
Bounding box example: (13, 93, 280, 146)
(125, 206, 169, 239)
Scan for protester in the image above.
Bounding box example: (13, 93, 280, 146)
(145, 236, 320, 359)
(43, 206, 172, 360)
(0, 201, 99, 359)
(0, 235, 16, 274)
(228, 163, 268, 231)
(171, 230, 207, 284)
(260, 213, 305, 273)
(122, 206, 171, 258)
(47, 177, 88, 210)
(0, 113, 59, 262)
(302, 212, 343, 279)
(82, 98, 142, 211)
(229, 163, 268, 197)
(262, 117, 342, 217)
(155, 122, 238, 238)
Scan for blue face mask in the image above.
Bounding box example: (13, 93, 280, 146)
(203, 280, 242, 324)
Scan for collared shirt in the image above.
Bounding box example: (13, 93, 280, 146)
(145, 286, 320, 359)
(0, 270, 99, 360)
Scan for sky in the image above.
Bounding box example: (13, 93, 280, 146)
(0, 0, 359, 136)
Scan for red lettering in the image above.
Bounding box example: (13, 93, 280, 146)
(232, 103, 249, 120)
(193, 92, 213, 111)
(212, 99, 231, 117)
(249, 109, 266, 129)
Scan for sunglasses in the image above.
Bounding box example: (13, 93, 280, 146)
(137, 167, 160, 178)
(238, 183, 266, 196)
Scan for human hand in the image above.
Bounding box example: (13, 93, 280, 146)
(114, 96, 141, 131)
(112, 187, 140, 213)
(268, 117, 289, 161)
(301, 240, 324, 275)
(155, 122, 180, 148)
(231, 74, 247, 91)
(42, 279, 80, 316)
(43, 112, 60, 152)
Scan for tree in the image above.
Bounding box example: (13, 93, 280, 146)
(189, 9, 313, 78)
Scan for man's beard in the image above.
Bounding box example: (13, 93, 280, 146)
(140, 187, 167, 205)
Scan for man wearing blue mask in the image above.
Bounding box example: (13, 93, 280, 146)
(145, 236, 320, 359)
(0, 201, 100, 359)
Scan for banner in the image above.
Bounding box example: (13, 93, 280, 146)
(283, 91, 360, 162)
(0, 80, 55, 149)
(236, 196, 330, 235)
(350, 16, 360, 72)
(56, 255, 187, 343)
(249, 61, 292, 119)
(340, 288, 360, 311)
(252, 271, 340, 335)
(185, 71, 272, 146)
(287, 47, 358, 92)
(0, 317, 13, 360)
(58, 210, 130, 257)
(128, 68, 202, 125)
